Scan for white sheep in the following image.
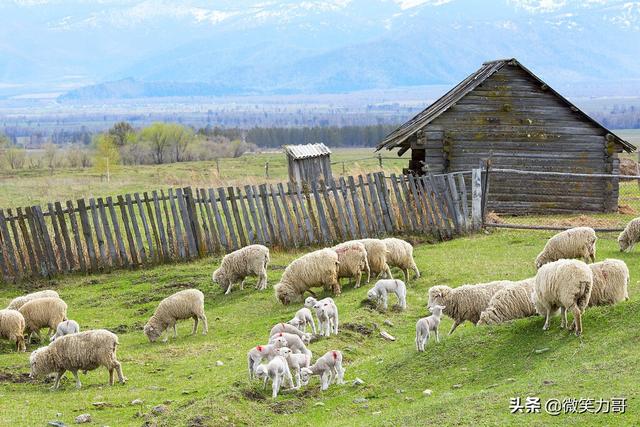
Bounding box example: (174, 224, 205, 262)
(18, 297, 67, 343)
(428, 280, 510, 335)
(143, 289, 208, 343)
(274, 248, 341, 305)
(477, 278, 537, 325)
(212, 244, 270, 295)
(332, 241, 370, 288)
(247, 337, 288, 380)
(269, 322, 312, 342)
(535, 227, 597, 269)
(269, 332, 312, 359)
(359, 238, 392, 280)
(382, 238, 420, 283)
(367, 279, 407, 311)
(300, 350, 345, 391)
(50, 319, 81, 342)
(533, 259, 593, 336)
(277, 346, 312, 389)
(588, 259, 630, 306)
(415, 304, 445, 351)
(254, 355, 294, 398)
(7, 289, 59, 311)
(304, 296, 335, 332)
(0, 309, 26, 352)
(287, 307, 317, 334)
(307, 298, 338, 336)
(29, 329, 125, 389)
(617, 217, 640, 252)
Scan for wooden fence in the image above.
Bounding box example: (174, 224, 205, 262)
(0, 171, 478, 282)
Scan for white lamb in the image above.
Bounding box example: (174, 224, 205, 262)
(277, 346, 312, 389)
(269, 322, 312, 342)
(382, 238, 420, 283)
(143, 289, 208, 343)
(212, 244, 270, 295)
(367, 279, 407, 311)
(415, 304, 445, 351)
(269, 332, 312, 359)
(287, 307, 317, 334)
(359, 238, 392, 280)
(535, 227, 597, 269)
(306, 298, 339, 336)
(300, 350, 345, 391)
(274, 248, 341, 304)
(6, 289, 59, 311)
(254, 355, 294, 398)
(617, 217, 640, 252)
(50, 319, 80, 342)
(247, 336, 288, 380)
(333, 241, 370, 288)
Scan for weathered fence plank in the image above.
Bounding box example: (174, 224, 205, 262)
(200, 188, 221, 252)
(348, 176, 367, 238)
(319, 180, 339, 241)
(0, 210, 18, 279)
(17, 207, 40, 276)
(47, 203, 68, 273)
(406, 175, 427, 232)
(357, 175, 376, 235)
(366, 174, 385, 235)
(270, 184, 291, 246)
(456, 174, 470, 231)
(106, 196, 129, 268)
(472, 168, 483, 230)
(125, 194, 147, 264)
(293, 182, 315, 244)
(167, 189, 186, 260)
(76, 200, 98, 272)
(277, 183, 298, 247)
(310, 180, 331, 244)
(7, 208, 27, 274)
(118, 194, 140, 266)
(389, 174, 409, 232)
(152, 191, 169, 261)
(259, 184, 278, 246)
(328, 179, 349, 240)
(245, 185, 266, 246)
(285, 183, 306, 245)
(374, 173, 394, 233)
(135, 193, 156, 262)
(97, 198, 118, 267)
(302, 183, 321, 244)
(338, 177, 358, 239)
(218, 187, 239, 250)
(183, 187, 205, 257)
(143, 192, 162, 262)
(89, 199, 108, 269)
(237, 187, 255, 245)
(447, 175, 466, 234)
(227, 187, 247, 248)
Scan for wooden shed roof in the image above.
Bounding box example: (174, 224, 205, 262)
(376, 58, 635, 153)
(283, 143, 332, 159)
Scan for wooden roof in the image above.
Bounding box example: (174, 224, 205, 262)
(283, 143, 332, 159)
(376, 58, 635, 153)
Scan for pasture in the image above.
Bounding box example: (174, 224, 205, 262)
(0, 229, 638, 426)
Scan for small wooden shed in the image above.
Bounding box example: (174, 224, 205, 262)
(284, 143, 332, 184)
(376, 58, 636, 214)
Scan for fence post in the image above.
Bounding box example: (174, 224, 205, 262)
(472, 168, 483, 230)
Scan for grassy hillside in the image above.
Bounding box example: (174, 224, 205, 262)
(0, 229, 637, 426)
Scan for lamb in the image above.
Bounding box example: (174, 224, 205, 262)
(588, 259, 629, 306)
(50, 319, 81, 342)
(254, 355, 294, 398)
(415, 304, 445, 351)
(617, 217, 640, 252)
(7, 289, 59, 311)
(359, 239, 392, 280)
(535, 227, 597, 269)
(18, 297, 67, 343)
(247, 336, 288, 380)
(300, 350, 345, 391)
(477, 278, 537, 325)
(212, 244, 270, 295)
(269, 322, 312, 342)
(274, 248, 341, 305)
(287, 307, 317, 334)
(269, 332, 312, 360)
(277, 346, 312, 389)
(382, 238, 420, 283)
(332, 241, 370, 288)
(304, 296, 336, 333)
(533, 259, 593, 336)
(143, 289, 208, 343)
(428, 280, 510, 335)
(29, 329, 125, 389)
(305, 298, 339, 336)
(0, 309, 26, 352)
(367, 279, 407, 311)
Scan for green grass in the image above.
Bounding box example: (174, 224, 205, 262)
(1, 229, 638, 426)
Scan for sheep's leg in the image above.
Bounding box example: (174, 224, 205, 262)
(258, 271, 267, 290)
(403, 268, 409, 283)
(365, 260, 371, 284)
(542, 310, 551, 331)
(333, 313, 339, 335)
(320, 372, 329, 391)
(448, 321, 461, 335)
(435, 328, 440, 344)
(52, 370, 65, 390)
(560, 307, 567, 329)
(272, 375, 280, 398)
(113, 361, 125, 384)
(263, 376, 268, 390)
(71, 370, 82, 389)
(572, 307, 583, 336)
(285, 368, 294, 389)
(248, 356, 255, 380)
(355, 271, 361, 289)
(109, 368, 115, 386)
(240, 278, 245, 290)
(384, 264, 393, 279)
(309, 317, 317, 334)
(412, 262, 420, 279)
(415, 330, 422, 351)
(191, 316, 199, 335)
(225, 283, 232, 295)
(172, 324, 178, 339)
(200, 313, 208, 335)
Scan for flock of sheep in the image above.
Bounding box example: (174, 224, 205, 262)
(0, 218, 638, 397)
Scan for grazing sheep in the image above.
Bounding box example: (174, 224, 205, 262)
(18, 297, 67, 343)
(212, 244, 270, 295)
(359, 239, 392, 280)
(269, 332, 312, 359)
(287, 308, 317, 334)
(143, 289, 208, 343)
(332, 241, 370, 288)
(274, 248, 341, 305)
(533, 259, 593, 336)
(247, 337, 287, 380)
(382, 238, 420, 283)
(50, 319, 81, 342)
(367, 279, 407, 311)
(428, 280, 510, 335)
(535, 227, 597, 269)
(7, 290, 59, 311)
(477, 278, 537, 326)
(415, 304, 445, 351)
(618, 217, 640, 252)
(254, 355, 294, 398)
(29, 329, 125, 389)
(278, 346, 312, 389)
(0, 309, 26, 352)
(588, 259, 629, 306)
(269, 322, 312, 342)
(300, 350, 345, 391)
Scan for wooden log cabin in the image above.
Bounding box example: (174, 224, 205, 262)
(376, 58, 636, 214)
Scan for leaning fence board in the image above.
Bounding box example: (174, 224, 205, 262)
(143, 192, 162, 262)
(227, 187, 247, 248)
(106, 197, 129, 268)
(17, 207, 39, 275)
(159, 190, 175, 258)
(471, 169, 483, 230)
(245, 186, 266, 246)
(251, 185, 271, 246)
(430, 175, 453, 239)
(389, 174, 409, 232)
(447, 175, 465, 234)
(277, 183, 298, 247)
(270, 184, 291, 246)
(416, 176, 438, 236)
(97, 198, 118, 267)
(7, 209, 27, 274)
(135, 193, 156, 262)
(286, 182, 307, 245)
(75, 200, 98, 272)
(167, 190, 186, 260)
(125, 194, 148, 264)
(118, 195, 140, 266)
(54, 203, 75, 271)
(319, 180, 339, 242)
(328, 179, 349, 240)
(338, 177, 358, 239)
(200, 188, 221, 252)
(437, 175, 460, 235)
(218, 187, 239, 250)
(184, 188, 205, 257)
(259, 184, 278, 246)
(422, 176, 447, 238)
(237, 187, 255, 245)
(89, 199, 108, 269)
(310, 181, 331, 244)
(398, 176, 420, 232)
(294, 183, 316, 244)
(195, 189, 213, 253)
(366, 174, 386, 235)
(35, 205, 59, 274)
(25, 206, 48, 277)
(47, 203, 68, 273)
(208, 188, 229, 251)
(456, 174, 470, 231)
(374, 173, 395, 233)
(357, 175, 376, 235)
(0, 210, 18, 278)
(176, 188, 197, 258)
(406, 175, 427, 232)
(302, 184, 321, 243)
(348, 176, 367, 238)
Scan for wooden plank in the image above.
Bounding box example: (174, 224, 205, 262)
(427, 175, 453, 239)
(47, 203, 68, 273)
(89, 199, 108, 268)
(227, 187, 248, 248)
(97, 198, 118, 267)
(302, 183, 321, 244)
(293, 182, 315, 244)
(374, 173, 395, 232)
(236, 188, 255, 245)
(76, 199, 98, 272)
(456, 174, 470, 231)
(35, 205, 59, 275)
(209, 188, 230, 251)
(245, 185, 265, 245)
(406, 174, 428, 232)
(328, 178, 349, 240)
(389, 174, 409, 232)
(348, 176, 367, 238)
(184, 187, 206, 257)
(117, 194, 140, 266)
(7, 209, 27, 274)
(258, 184, 278, 246)
(55, 203, 75, 271)
(286, 182, 306, 245)
(152, 191, 170, 260)
(447, 174, 465, 234)
(0, 210, 18, 279)
(176, 187, 198, 258)
(270, 184, 291, 246)
(277, 183, 298, 246)
(65, 201, 86, 272)
(125, 193, 148, 264)
(319, 180, 339, 241)
(106, 197, 129, 268)
(310, 180, 331, 244)
(167, 189, 186, 259)
(25, 206, 48, 277)
(137, 193, 157, 262)
(398, 176, 420, 231)
(338, 177, 358, 239)
(472, 168, 483, 230)
(161, 190, 176, 258)
(200, 188, 221, 252)
(438, 175, 461, 235)
(195, 189, 213, 254)
(366, 174, 385, 234)
(143, 192, 162, 262)
(357, 175, 376, 235)
(418, 176, 442, 237)
(17, 208, 39, 276)
(218, 187, 238, 250)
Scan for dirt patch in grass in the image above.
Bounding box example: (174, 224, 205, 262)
(109, 321, 144, 334)
(242, 388, 267, 402)
(619, 204, 637, 215)
(162, 281, 197, 291)
(543, 215, 621, 229)
(0, 371, 31, 383)
(342, 322, 377, 336)
(187, 415, 212, 427)
(270, 399, 304, 414)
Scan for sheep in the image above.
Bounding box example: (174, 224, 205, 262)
(415, 304, 445, 351)
(50, 319, 81, 342)
(309, 299, 339, 336)
(274, 248, 340, 305)
(29, 329, 125, 390)
(7, 289, 59, 311)
(18, 297, 67, 343)
(428, 280, 510, 335)
(277, 346, 312, 389)
(300, 350, 345, 391)
(533, 259, 593, 336)
(143, 289, 208, 343)
(269, 322, 312, 342)
(254, 355, 294, 398)
(382, 238, 420, 283)
(287, 307, 317, 334)
(359, 239, 392, 280)
(0, 309, 26, 352)
(212, 244, 270, 295)
(269, 332, 312, 360)
(617, 217, 640, 252)
(588, 259, 629, 306)
(535, 227, 597, 269)
(477, 278, 537, 325)
(367, 279, 407, 311)
(332, 241, 370, 288)
(247, 336, 288, 380)
(304, 296, 336, 333)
